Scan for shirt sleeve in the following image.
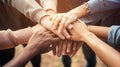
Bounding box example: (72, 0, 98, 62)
(1, 0, 47, 23)
(108, 26, 120, 47)
(88, 0, 120, 14)
(0, 27, 33, 50)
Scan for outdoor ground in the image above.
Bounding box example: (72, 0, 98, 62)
(15, 45, 107, 67)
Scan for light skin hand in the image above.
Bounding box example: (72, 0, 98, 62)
(53, 40, 81, 57)
(68, 19, 89, 41)
(51, 12, 77, 39)
(41, 15, 67, 39)
(69, 42, 82, 57)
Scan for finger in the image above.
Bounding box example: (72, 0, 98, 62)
(63, 29, 70, 39)
(68, 41, 77, 57)
(66, 41, 72, 54)
(52, 43, 57, 56)
(56, 44, 59, 56)
(65, 19, 72, 28)
(70, 42, 82, 57)
(72, 41, 77, 51)
(67, 24, 73, 30)
(53, 15, 62, 30)
(58, 16, 67, 34)
(51, 15, 58, 28)
(62, 40, 67, 55)
(57, 41, 63, 57)
(47, 33, 57, 37)
(51, 38, 60, 42)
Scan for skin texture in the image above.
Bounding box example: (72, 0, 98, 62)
(68, 20, 120, 67)
(40, 15, 82, 57)
(50, 2, 90, 38)
(39, 0, 82, 57)
(3, 28, 59, 67)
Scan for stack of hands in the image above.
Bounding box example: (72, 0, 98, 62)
(31, 11, 90, 57)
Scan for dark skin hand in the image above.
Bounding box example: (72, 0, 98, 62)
(4, 30, 60, 67)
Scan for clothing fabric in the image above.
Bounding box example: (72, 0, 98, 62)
(88, 0, 120, 14)
(1, 0, 47, 23)
(81, 0, 120, 24)
(0, 27, 33, 50)
(108, 26, 120, 47)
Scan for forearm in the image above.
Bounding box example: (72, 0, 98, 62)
(3, 48, 35, 67)
(82, 32, 120, 67)
(68, 21, 120, 66)
(11, 24, 46, 47)
(40, 0, 57, 14)
(0, 27, 33, 50)
(10, 0, 47, 23)
(0, 24, 46, 50)
(68, 2, 90, 18)
(88, 25, 109, 39)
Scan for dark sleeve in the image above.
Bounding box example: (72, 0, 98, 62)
(88, 0, 120, 14)
(108, 26, 120, 47)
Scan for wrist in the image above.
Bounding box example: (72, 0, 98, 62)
(46, 9, 56, 15)
(81, 32, 95, 42)
(39, 15, 50, 24)
(69, 2, 90, 18)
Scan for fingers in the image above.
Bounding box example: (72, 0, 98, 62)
(52, 15, 62, 30)
(57, 41, 63, 57)
(52, 43, 57, 56)
(72, 41, 77, 51)
(66, 41, 72, 53)
(58, 16, 66, 34)
(62, 40, 67, 55)
(65, 19, 72, 28)
(70, 42, 82, 57)
(63, 29, 70, 39)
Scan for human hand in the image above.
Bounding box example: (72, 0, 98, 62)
(60, 41, 82, 57)
(51, 12, 77, 38)
(69, 19, 89, 41)
(52, 40, 82, 57)
(40, 15, 70, 39)
(26, 30, 60, 54)
(68, 42, 83, 57)
(32, 24, 47, 33)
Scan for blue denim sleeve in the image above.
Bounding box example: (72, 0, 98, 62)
(108, 26, 120, 47)
(88, 0, 120, 14)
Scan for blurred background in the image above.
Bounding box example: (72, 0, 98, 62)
(15, 45, 107, 67)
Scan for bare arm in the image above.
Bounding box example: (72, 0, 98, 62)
(1, 0, 47, 23)
(88, 25, 109, 39)
(0, 24, 46, 50)
(69, 21, 120, 66)
(3, 30, 59, 67)
(40, 0, 57, 15)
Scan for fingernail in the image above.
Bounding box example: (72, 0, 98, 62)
(53, 27, 56, 30)
(61, 36, 65, 39)
(67, 35, 70, 39)
(67, 50, 70, 53)
(68, 25, 73, 29)
(58, 31, 61, 34)
(59, 35, 65, 39)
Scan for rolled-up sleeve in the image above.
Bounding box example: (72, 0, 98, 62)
(88, 0, 120, 14)
(108, 26, 120, 47)
(1, 0, 47, 23)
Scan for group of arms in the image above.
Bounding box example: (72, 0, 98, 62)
(1, 0, 120, 67)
